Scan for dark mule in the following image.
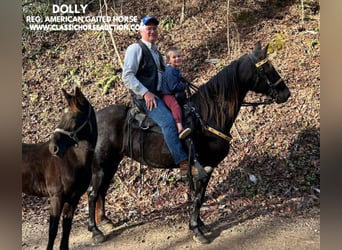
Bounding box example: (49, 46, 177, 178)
(22, 87, 97, 250)
(87, 42, 291, 243)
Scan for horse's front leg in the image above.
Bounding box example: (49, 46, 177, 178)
(189, 173, 212, 244)
(87, 167, 106, 243)
(197, 172, 212, 235)
(47, 195, 62, 250)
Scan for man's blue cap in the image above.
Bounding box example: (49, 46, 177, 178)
(141, 16, 159, 25)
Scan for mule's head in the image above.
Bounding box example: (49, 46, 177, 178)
(241, 41, 291, 104)
(49, 87, 95, 158)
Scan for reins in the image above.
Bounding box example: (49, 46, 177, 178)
(241, 98, 274, 107)
(187, 80, 274, 108)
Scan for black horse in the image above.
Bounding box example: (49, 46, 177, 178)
(22, 87, 97, 250)
(87, 42, 291, 244)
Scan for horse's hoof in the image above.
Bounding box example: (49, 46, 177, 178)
(193, 234, 210, 244)
(199, 225, 211, 235)
(92, 232, 106, 244)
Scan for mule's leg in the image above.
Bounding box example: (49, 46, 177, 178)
(59, 202, 77, 250)
(47, 215, 60, 250)
(189, 173, 212, 244)
(47, 195, 62, 250)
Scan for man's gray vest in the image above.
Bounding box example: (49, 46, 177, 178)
(132, 41, 165, 99)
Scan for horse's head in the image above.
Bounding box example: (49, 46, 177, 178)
(240, 41, 291, 104)
(49, 87, 95, 158)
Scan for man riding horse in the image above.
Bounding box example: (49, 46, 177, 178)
(122, 15, 213, 180)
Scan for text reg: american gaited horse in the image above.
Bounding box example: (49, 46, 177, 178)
(22, 87, 97, 250)
(87, 42, 291, 244)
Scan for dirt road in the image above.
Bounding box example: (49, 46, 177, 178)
(22, 214, 320, 250)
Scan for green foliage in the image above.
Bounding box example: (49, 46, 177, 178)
(298, 0, 320, 22)
(22, 1, 52, 46)
(160, 17, 174, 30)
(214, 60, 227, 71)
(62, 67, 81, 86)
(22, 1, 51, 34)
(97, 74, 121, 95)
(27, 49, 42, 61)
(113, 178, 121, 188)
(94, 63, 122, 95)
(46, 44, 64, 59)
(268, 33, 288, 54)
(168, 176, 175, 182)
(297, 0, 319, 11)
(22, 1, 52, 20)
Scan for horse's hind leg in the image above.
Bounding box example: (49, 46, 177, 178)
(95, 172, 117, 230)
(47, 196, 62, 250)
(88, 155, 121, 243)
(87, 166, 106, 243)
(94, 156, 122, 231)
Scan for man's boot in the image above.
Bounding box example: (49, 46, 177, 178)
(178, 160, 213, 181)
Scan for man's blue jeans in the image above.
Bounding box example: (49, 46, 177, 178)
(137, 97, 188, 164)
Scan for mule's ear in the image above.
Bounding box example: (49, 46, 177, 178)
(74, 87, 87, 105)
(62, 88, 73, 106)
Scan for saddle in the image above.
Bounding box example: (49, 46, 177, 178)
(122, 92, 191, 157)
(126, 105, 162, 134)
(127, 90, 189, 133)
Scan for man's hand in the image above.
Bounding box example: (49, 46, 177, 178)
(144, 91, 157, 111)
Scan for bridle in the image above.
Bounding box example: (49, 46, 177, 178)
(249, 54, 284, 89)
(54, 106, 93, 145)
(240, 54, 284, 108)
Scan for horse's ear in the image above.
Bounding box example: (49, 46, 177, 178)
(262, 43, 269, 57)
(252, 41, 264, 58)
(62, 88, 73, 106)
(253, 41, 262, 53)
(74, 87, 87, 105)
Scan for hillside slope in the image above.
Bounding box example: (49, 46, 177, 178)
(22, 0, 320, 248)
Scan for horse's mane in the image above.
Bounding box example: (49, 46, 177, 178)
(192, 59, 241, 128)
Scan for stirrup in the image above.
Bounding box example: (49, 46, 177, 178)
(178, 165, 213, 182)
(179, 128, 192, 140)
